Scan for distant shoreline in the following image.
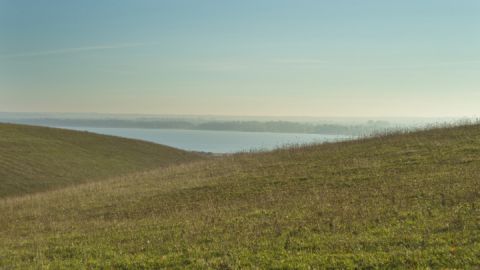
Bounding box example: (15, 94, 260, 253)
(0, 118, 394, 136)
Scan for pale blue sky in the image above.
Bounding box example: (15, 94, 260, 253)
(1, 0, 479, 117)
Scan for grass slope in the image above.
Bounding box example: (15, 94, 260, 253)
(1, 124, 480, 268)
(0, 123, 202, 198)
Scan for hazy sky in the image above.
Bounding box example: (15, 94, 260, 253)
(1, 0, 479, 117)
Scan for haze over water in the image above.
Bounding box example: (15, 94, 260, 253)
(62, 127, 348, 153)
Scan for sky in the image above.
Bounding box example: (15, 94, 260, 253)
(1, 0, 479, 117)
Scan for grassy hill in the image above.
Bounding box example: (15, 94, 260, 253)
(1, 124, 480, 268)
(0, 123, 202, 198)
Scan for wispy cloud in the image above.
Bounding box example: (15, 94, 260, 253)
(182, 61, 250, 71)
(272, 58, 329, 65)
(179, 58, 331, 72)
(359, 60, 480, 71)
(95, 67, 138, 75)
(0, 43, 145, 59)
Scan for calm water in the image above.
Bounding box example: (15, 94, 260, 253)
(61, 127, 350, 153)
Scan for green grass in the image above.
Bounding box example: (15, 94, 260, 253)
(0, 123, 202, 198)
(1, 123, 480, 269)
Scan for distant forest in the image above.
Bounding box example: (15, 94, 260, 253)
(7, 118, 393, 136)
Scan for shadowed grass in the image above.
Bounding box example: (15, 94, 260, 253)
(0, 123, 203, 198)
(1, 123, 480, 268)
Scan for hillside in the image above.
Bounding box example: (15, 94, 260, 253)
(1, 124, 480, 268)
(0, 123, 202, 198)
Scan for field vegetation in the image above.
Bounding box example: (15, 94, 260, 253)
(0, 123, 202, 198)
(1, 123, 480, 268)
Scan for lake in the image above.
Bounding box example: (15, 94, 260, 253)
(60, 127, 350, 153)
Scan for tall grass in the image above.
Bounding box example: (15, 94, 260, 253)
(1, 123, 480, 268)
(0, 123, 203, 198)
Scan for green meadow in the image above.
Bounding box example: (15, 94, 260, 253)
(0, 124, 201, 198)
(1, 123, 480, 269)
